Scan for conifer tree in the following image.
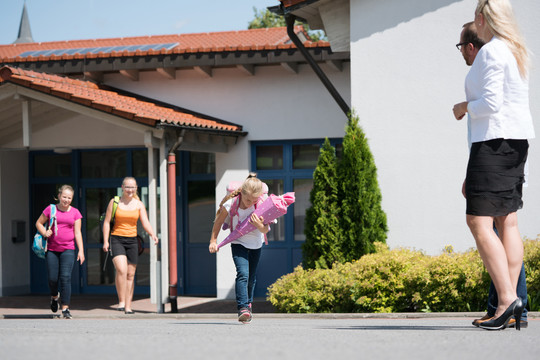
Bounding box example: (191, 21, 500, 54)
(338, 113, 388, 261)
(302, 138, 343, 269)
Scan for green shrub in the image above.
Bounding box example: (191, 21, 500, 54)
(524, 237, 540, 310)
(268, 238, 540, 313)
(338, 113, 388, 261)
(303, 138, 344, 269)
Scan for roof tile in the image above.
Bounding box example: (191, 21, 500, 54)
(0, 65, 243, 133)
(0, 27, 328, 63)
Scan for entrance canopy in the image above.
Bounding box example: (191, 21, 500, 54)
(0, 65, 246, 152)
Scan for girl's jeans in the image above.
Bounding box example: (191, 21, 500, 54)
(231, 244, 261, 311)
(46, 249, 76, 306)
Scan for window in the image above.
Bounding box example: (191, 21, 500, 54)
(252, 139, 342, 245)
(34, 154, 72, 177)
(255, 145, 283, 170)
(81, 150, 127, 178)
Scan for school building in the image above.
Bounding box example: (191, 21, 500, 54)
(0, 2, 349, 306)
(1, 0, 539, 309)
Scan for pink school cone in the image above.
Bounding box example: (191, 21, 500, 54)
(217, 193, 295, 249)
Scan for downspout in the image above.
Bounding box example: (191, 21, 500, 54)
(167, 129, 185, 313)
(285, 14, 351, 117)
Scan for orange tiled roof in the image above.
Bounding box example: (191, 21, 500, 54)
(0, 26, 327, 63)
(0, 65, 243, 133)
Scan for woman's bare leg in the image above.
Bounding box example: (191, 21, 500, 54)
(124, 263, 137, 312)
(113, 255, 128, 308)
(467, 214, 517, 318)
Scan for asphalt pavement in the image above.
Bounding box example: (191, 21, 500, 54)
(1, 295, 539, 360)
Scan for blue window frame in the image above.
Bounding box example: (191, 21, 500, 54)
(250, 138, 342, 296)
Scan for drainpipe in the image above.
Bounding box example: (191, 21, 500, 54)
(167, 130, 185, 313)
(285, 14, 351, 117)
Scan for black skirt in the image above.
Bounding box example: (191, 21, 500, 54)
(465, 138, 528, 216)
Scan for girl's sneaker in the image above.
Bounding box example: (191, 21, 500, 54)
(50, 293, 59, 313)
(62, 308, 72, 319)
(238, 308, 252, 323)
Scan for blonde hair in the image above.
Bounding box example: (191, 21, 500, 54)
(55, 184, 74, 201)
(476, 0, 530, 78)
(122, 176, 140, 200)
(215, 173, 263, 220)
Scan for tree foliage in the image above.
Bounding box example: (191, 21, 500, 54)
(248, 7, 286, 29)
(302, 138, 343, 269)
(338, 112, 388, 261)
(247, 8, 326, 42)
(303, 112, 388, 269)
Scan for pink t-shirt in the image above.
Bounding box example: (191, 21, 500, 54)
(42, 205, 82, 252)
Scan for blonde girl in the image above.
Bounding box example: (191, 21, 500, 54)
(102, 177, 158, 314)
(209, 173, 269, 323)
(35, 185, 84, 319)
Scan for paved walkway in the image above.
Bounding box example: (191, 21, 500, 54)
(0, 294, 276, 318)
(2, 295, 539, 360)
(1, 294, 538, 320)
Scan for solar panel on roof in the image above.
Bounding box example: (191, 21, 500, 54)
(17, 43, 179, 58)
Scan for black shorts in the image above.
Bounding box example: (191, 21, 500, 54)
(110, 235, 138, 265)
(465, 138, 528, 216)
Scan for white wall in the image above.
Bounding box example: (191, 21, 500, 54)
(0, 150, 30, 295)
(1, 110, 150, 150)
(104, 63, 351, 141)
(350, 0, 540, 254)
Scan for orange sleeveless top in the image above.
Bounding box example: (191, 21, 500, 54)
(111, 206, 139, 237)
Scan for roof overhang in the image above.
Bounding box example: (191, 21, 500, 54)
(0, 66, 246, 152)
(0, 45, 348, 79)
(272, 0, 350, 52)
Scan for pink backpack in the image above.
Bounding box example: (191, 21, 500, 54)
(222, 181, 269, 244)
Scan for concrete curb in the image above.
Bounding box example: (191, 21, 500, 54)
(4, 311, 539, 320)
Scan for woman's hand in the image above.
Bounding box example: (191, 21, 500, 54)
(44, 229, 53, 238)
(453, 101, 468, 120)
(103, 241, 109, 253)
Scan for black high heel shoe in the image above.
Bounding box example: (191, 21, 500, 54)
(479, 298, 524, 331)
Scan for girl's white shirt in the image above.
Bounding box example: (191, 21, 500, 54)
(222, 197, 264, 250)
(465, 36, 535, 143)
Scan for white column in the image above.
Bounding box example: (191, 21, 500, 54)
(159, 137, 170, 305)
(144, 131, 159, 304)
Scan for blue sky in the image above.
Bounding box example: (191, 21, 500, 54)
(1, 0, 280, 44)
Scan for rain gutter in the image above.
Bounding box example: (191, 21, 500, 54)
(285, 13, 350, 117)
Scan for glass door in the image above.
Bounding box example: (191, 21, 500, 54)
(82, 187, 119, 293)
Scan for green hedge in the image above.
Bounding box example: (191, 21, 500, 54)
(267, 237, 540, 313)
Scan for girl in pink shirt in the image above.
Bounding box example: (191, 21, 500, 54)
(36, 185, 84, 319)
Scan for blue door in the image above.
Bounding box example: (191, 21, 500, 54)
(179, 151, 216, 296)
(30, 149, 151, 295)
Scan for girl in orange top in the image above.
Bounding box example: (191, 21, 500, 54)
(102, 177, 158, 314)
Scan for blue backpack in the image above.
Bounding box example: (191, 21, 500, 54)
(32, 204, 57, 259)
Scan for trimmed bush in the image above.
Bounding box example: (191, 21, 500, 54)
(268, 238, 540, 313)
